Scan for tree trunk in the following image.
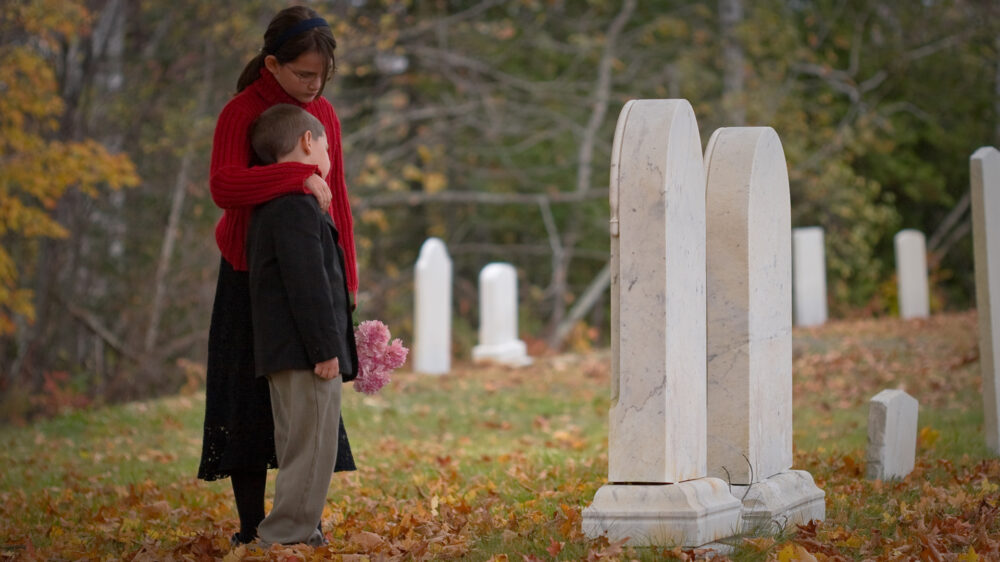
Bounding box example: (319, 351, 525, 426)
(720, 0, 745, 125)
(995, 34, 1000, 146)
(545, 0, 635, 346)
(145, 41, 215, 354)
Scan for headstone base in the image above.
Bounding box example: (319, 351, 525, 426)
(471, 340, 532, 367)
(582, 479, 742, 547)
(729, 470, 825, 532)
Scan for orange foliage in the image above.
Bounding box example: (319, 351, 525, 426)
(1, 314, 999, 560)
(0, 1, 138, 334)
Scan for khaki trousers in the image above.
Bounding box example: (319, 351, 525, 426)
(257, 369, 341, 546)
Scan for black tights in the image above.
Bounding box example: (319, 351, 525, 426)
(231, 469, 266, 543)
(230, 469, 324, 543)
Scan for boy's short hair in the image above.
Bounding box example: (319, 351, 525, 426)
(251, 104, 326, 165)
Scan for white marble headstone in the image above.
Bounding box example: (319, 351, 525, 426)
(866, 389, 919, 480)
(609, 99, 708, 484)
(472, 263, 531, 366)
(792, 227, 828, 327)
(971, 146, 1000, 455)
(704, 127, 793, 485)
(413, 237, 452, 375)
(894, 230, 929, 319)
(703, 127, 825, 532)
(583, 100, 741, 548)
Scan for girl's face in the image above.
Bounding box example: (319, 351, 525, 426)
(265, 50, 327, 104)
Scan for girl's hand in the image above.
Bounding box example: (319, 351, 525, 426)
(304, 173, 332, 211)
(314, 357, 340, 380)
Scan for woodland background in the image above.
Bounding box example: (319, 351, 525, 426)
(1, 0, 998, 419)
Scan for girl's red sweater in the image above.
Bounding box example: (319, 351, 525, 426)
(209, 68, 358, 294)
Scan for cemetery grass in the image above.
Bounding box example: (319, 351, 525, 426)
(1, 311, 998, 561)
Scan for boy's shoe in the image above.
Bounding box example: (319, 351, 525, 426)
(316, 522, 329, 546)
(247, 524, 326, 548)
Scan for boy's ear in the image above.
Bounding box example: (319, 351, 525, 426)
(300, 129, 314, 154)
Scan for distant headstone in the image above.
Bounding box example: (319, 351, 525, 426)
(971, 146, 1000, 455)
(866, 389, 919, 480)
(792, 227, 828, 327)
(894, 230, 929, 319)
(472, 263, 531, 367)
(704, 127, 825, 530)
(413, 238, 452, 375)
(582, 99, 741, 548)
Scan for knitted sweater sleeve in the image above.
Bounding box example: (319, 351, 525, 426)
(209, 102, 317, 209)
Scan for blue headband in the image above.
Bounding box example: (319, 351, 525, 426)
(270, 17, 329, 53)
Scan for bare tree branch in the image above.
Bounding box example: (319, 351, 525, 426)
(343, 101, 482, 147)
(929, 219, 971, 269)
(576, 0, 635, 195)
(353, 188, 608, 210)
(448, 243, 606, 260)
(550, 260, 611, 349)
(60, 297, 139, 363)
(927, 191, 971, 253)
(396, 0, 510, 43)
(901, 29, 977, 63)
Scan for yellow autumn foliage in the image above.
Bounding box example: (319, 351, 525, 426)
(0, 2, 139, 334)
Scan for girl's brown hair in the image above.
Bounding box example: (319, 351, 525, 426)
(236, 6, 337, 94)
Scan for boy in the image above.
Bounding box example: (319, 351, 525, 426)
(246, 103, 357, 546)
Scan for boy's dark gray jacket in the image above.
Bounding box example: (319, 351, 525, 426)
(247, 193, 358, 380)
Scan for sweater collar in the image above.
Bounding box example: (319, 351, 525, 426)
(253, 67, 310, 108)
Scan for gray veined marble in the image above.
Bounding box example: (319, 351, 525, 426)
(705, 127, 793, 485)
(703, 127, 824, 531)
(582, 100, 741, 548)
(970, 146, 1000, 455)
(865, 389, 919, 481)
(608, 99, 708, 484)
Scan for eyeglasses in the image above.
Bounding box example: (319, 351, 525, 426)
(282, 64, 329, 85)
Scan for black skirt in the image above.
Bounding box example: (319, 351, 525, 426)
(198, 258, 355, 481)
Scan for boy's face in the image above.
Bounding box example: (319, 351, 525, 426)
(310, 132, 331, 179)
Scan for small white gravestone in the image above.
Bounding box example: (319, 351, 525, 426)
(792, 227, 828, 327)
(704, 127, 825, 531)
(866, 389, 919, 480)
(472, 263, 531, 367)
(582, 100, 741, 548)
(413, 237, 452, 375)
(971, 146, 1000, 455)
(894, 230, 930, 319)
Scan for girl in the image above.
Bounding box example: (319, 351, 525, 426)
(197, 5, 358, 546)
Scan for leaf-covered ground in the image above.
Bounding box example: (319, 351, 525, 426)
(1, 311, 998, 561)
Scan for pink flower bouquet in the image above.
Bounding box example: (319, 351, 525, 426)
(353, 320, 408, 394)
